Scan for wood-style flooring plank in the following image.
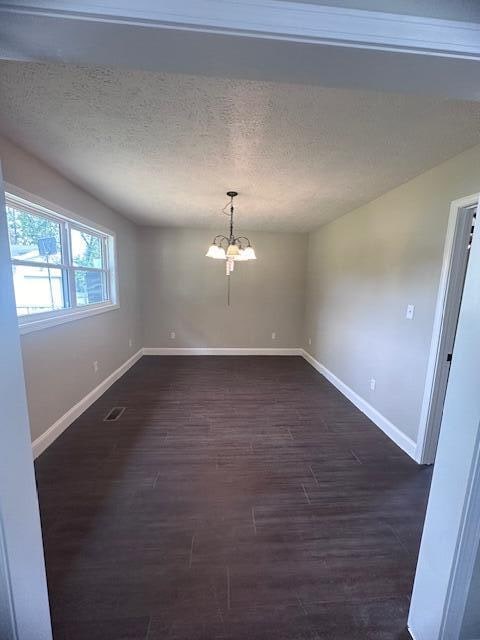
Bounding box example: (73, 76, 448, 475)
(35, 356, 432, 639)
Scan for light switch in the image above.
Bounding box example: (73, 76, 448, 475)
(406, 304, 415, 320)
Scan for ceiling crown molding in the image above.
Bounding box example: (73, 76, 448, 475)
(1, 0, 480, 59)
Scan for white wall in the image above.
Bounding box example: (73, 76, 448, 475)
(140, 227, 307, 349)
(304, 143, 480, 447)
(0, 163, 52, 639)
(461, 547, 480, 638)
(0, 135, 142, 443)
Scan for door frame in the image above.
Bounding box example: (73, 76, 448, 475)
(416, 193, 479, 465)
(0, 163, 53, 639)
(440, 425, 480, 638)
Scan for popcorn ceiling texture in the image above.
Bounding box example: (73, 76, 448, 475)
(0, 61, 479, 231)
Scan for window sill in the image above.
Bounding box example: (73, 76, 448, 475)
(18, 303, 120, 335)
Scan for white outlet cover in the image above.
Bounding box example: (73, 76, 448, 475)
(370, 378, 376, 391)
(170, 331, 176, 339)
(406, 304, 415, 320)
(271, 332, 276, 340)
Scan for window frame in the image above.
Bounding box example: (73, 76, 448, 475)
(5, 185, 119, 334)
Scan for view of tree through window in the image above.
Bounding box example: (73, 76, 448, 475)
(7, 205, 62, 263)
(6, 196, 115, 322)
(7, 206, 65, 315)
(71, 228, 106, 305)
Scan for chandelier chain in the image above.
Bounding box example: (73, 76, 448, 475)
(205, 191, 257, 306)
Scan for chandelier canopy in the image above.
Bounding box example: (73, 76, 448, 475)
(205, 191, 256, 276)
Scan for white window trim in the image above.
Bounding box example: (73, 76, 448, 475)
(5, 184, 119, 335)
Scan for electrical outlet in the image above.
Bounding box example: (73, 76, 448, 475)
(128, 338, 133, 348)
(370, 378, 376, 391)
(170, 331, 176, 340)
(308, 337, 312, 346)
(406, 304, 415, 320)
(271, 332, 276, 340)
(93, 361, 99, 373)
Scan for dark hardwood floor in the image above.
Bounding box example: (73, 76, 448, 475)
(35, 356, 433, 640)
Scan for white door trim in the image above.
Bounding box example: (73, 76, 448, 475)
(0, 513, 17, 640)
(0, 164, 52, 638)
(3, 2, 480, 102)
(440, 424, 480, 638)
(409, 188, 480, 638)
(2, 0, 480, 59)
(416, 193, 479, 464)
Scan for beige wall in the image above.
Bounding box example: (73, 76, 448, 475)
(140, 227, 307, 349)
(0, 135, 142, 442)
(4, 129, 480, 454)
(304, 143, 480, 444)
(1, 136, 306, 444)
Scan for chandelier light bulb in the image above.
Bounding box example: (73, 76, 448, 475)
(206, 244, 226, 259)
(242, 246, 256, 260)
(235, 248, 248, 261)
(226, 243, 240, 257)
(206, 244, 219, 258)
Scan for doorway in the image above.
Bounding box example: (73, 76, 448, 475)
(417, 195, 479, 465)
(409, 189, 480, 639)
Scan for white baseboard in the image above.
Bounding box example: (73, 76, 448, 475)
(31, 349, 143, 458)
(143, 347, 302, 356)
(32, 347, 416, 461)
(301, 349, 417, 460)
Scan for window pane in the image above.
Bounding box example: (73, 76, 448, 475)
(71, 228, 103, 269)
(74, 270, 107, 306)
(12, 265, 67, 316)
(7, 205, 62, 264)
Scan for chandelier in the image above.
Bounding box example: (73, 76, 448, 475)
(206, 191, 256, 277)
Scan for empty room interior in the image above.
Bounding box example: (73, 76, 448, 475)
(1, 2, 480, 640)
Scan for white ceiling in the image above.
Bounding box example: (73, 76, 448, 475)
(0, 61, 479, 232)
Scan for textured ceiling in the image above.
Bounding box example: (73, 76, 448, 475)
(0, 61, 479, 231)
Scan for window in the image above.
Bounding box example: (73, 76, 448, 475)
(6, 193, 117, 332)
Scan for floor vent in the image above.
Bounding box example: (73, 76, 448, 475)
(103, 407, 126, 422)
